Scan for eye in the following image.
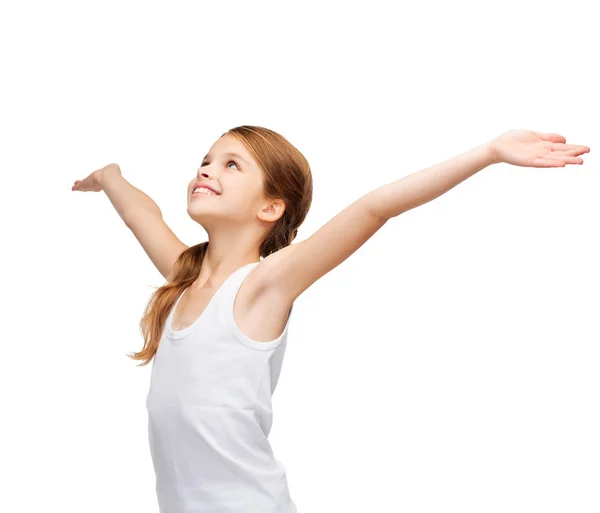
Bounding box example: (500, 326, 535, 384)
(200, 160, 240, 170)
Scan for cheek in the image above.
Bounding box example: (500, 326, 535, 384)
(225, 191, 249, 208)
(239, 187, 265, 208)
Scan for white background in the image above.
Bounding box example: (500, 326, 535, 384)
(1, 1, 598, 512)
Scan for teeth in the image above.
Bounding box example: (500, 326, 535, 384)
(193, 187, 218, 196)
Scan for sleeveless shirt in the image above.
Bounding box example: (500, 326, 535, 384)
(145, 261, 297, 513)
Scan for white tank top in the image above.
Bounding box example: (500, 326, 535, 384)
(146, 261, 297, 513)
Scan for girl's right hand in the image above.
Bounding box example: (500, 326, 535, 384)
(72, 163, 120, 192)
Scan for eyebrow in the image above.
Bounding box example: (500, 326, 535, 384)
(202, 151, 249, 165)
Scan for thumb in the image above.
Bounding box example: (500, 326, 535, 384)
(535, 132, 567, 143)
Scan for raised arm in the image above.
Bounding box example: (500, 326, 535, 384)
(72, 164, 188, 282)
(262, 130, 590, 305)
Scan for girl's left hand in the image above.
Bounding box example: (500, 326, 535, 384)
(490, 129, 590, 168)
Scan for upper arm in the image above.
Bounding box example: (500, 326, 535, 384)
(260, 191, 388, 304)
(125, 206, 189, 282)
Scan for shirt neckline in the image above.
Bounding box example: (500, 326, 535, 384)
(165, 261, 258, 340)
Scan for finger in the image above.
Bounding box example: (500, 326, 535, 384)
(552, 155, 584, 164)
(535, 132, 566, 143)
(550, 149, 588, 157)
(551, 143, 590, 154)
(532, 157, 566, 167)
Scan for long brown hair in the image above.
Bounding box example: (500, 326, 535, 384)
(126, 125, 313, 366)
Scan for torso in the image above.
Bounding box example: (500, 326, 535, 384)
(170, 259, 293, 343)
(148, 258, 297, 512)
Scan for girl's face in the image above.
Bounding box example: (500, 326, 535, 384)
(187, 134, 270, 231)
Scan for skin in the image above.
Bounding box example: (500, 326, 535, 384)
(174, 133, 295, 341)
(186, 133, 285, 273)
(233, 130, 591, 343)
(73, 129, 590, 343)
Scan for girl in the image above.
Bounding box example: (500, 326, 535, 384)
(72, 126, 589, 513)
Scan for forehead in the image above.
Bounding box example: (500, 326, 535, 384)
(204, 134, 251, 162)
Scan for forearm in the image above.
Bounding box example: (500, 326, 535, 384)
(97, 165, 162, 225)
(369, 139, 498, 220)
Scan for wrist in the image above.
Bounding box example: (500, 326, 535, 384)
(95, 163, 121, 188)
(484, 138, 502, 166)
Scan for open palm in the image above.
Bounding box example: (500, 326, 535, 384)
(492, 130, 590, 168)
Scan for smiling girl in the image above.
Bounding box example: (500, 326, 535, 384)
(72, 126, 589, 513)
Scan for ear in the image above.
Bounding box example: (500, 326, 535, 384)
(257, 198, 286, 223)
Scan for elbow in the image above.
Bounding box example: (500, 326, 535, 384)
(365, 198, 392, 225)
(365, 188, 402, 222)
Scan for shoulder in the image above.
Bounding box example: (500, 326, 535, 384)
(233, 245, 298, 342)
(243, 242, 299, 303)
(238, 243, 298, 310)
